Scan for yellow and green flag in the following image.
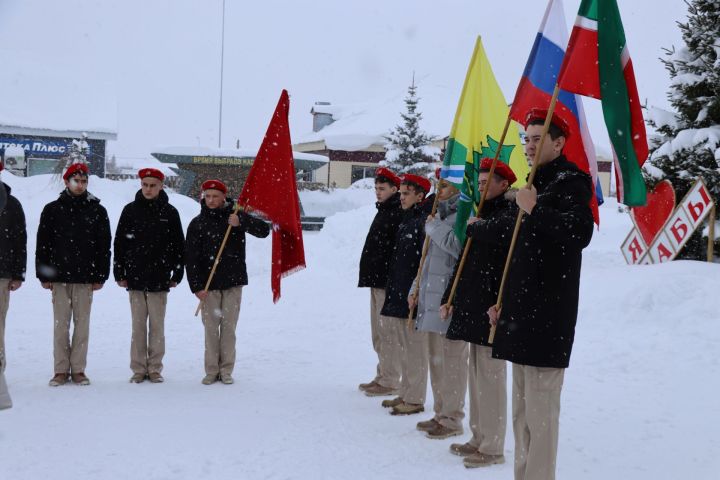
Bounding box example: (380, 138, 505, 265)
(441, 37, 528, 242)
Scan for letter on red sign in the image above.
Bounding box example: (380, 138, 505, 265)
(628, 237, 644, 263)
(687, 186, 712, 222)
(657, 243, 673, 263)
(670, 217, 689, 243)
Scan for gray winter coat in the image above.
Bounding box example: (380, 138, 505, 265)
(412, 194, 462, 334)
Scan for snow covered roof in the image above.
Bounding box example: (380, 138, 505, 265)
(296, 82, 458, 152)
(113, 156, 179, 177)
(0, 50, 117, 139)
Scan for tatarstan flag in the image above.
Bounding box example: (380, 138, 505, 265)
(441, 36, 529, 243)
(558, 0, 648, 206)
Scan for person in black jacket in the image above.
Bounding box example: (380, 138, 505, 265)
(357, 167, 403, 395)
(488, 111, 594, 480)
(186, 179, 270, 385)
(0, 164, 27, 372)
(36, 163, 111, 387)
(373, 174, 433, 415)
(114, 168, 185, 384)
(440, 159, 517, 467)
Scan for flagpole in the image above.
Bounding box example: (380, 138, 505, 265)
(441, 115, 513, 311)
(708, 204, 716, 263)
(488, 84, 561, 344)
(407, 178, 444, 326)
(194, 202, 243, 317)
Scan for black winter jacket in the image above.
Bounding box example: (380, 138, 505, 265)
(358, 193, 403, 289)
(491, 156, 594, 368)
(185, 199, 270, 293)
(380, 195, 434, 319)
(113, 190, 185, 292)
(0, 183, 27, 281)
(36, 190, 111, 284)
(444, 193, 517, 346)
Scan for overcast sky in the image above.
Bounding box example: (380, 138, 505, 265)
(0, 0, 690, 160)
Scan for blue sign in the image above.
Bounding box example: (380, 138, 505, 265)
(0, 137, 92, 158)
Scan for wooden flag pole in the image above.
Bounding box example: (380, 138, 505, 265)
(441, 115, 513, 311)
(708, 204, 716, 263)
(488, 84, 561, 344)
(407, 178, 444, 327)
(194, 202, 243, 317)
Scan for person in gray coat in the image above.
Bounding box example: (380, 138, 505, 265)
(408, 180, 468, 438)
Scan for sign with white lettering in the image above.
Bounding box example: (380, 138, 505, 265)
(0, 137, 93, 157)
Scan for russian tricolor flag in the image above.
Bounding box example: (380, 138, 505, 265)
(509, 0, 602, 224)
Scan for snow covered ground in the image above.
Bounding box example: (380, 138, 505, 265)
(1, 172, 719, 479)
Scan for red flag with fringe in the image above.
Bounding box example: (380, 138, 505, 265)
(238, 90, 305, 302)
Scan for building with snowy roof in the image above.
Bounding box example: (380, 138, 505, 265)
(293, 84, 454, 188)
(150, 146, 328, 198)
(0, 55, 117, 177)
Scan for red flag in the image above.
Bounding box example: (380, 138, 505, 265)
(238, 90, 306, 302)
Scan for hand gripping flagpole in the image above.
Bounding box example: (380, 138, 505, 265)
(488, 84, 561, 344)
(441, 115, 513, 312)
(194, 202, 244, 317)
(407, 177, 444, 327)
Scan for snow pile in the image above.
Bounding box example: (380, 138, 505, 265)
(299, 186, 375, 217)
(1, 171, 719, 480)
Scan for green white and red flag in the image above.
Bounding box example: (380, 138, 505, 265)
(558, 0, 648, 206)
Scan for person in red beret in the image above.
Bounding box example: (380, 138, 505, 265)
(433, 158, 518, 466)
(369, 173, 434, 412)
(36, 162, 111, 387)
(113, 168, 185, 384)
(185, 179, 270, 385)
(487, 111, 594, 477)
(357, 167, 403, 395)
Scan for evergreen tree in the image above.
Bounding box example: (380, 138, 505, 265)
(644, 0, 720, 260)
(382, 79, 439, 176)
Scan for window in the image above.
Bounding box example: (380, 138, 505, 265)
(351, 165, 375, 184)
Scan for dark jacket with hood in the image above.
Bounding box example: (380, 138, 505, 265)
(358, 192, 403, 289)
(0, 183, 27, 281)
(444, 192, 517, 346)
(491, 155, 594, 368)
(185, 198, 270, 293)
(113, 189, 185, 292)
(36, 189, 111, 284)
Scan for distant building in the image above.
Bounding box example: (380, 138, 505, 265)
(151, 146, 328, 198)
(293, 88, 452, 188)
(0, 128, 116, 177)
(0, 55, 117, 177)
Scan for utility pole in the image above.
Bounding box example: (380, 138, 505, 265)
(217, 0, 226, 149)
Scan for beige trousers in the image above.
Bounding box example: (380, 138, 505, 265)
(201, 286, 242, 376)
(512, 363, 565, 480)
(129, 291, 168, 375)
(468, 344, 507, 455)
(52, 283, 93, 374)
(370, 289, 401, 389)
(395, 319, 428, 405)
(427, 332, 469, 430)
(0, 279, 9, 366)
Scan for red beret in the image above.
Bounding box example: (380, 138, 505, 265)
(401, 174, 431, 194)
(434, 167, 442, 180)
(63, 163, 89, 181)
(478, 158, 517, 185)
(523, 108, 571, 138)
(201, 179, 227, 194)
(375, 167, 400, 187)
(138, 168, 165, 181)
